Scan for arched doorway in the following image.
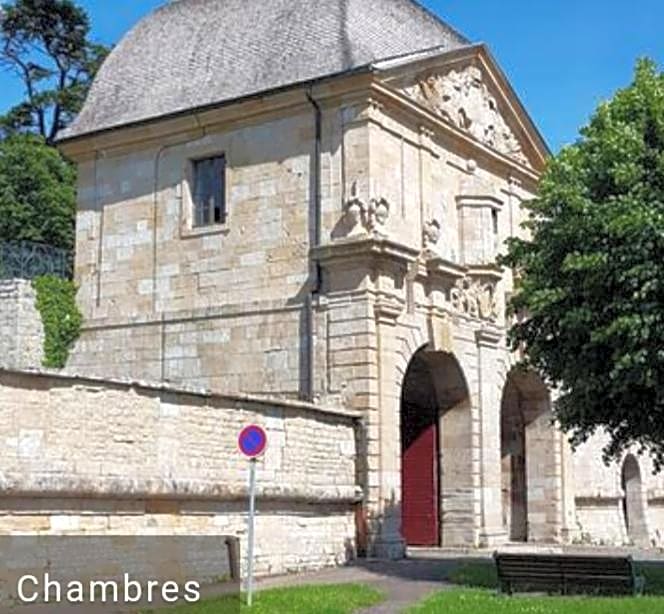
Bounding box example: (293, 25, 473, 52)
(500, 369, 557, 542)
(400, 348, 471, 547)
(622, 455, 649, 546)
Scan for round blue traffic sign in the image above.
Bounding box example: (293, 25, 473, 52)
(238, 425, 268, 458)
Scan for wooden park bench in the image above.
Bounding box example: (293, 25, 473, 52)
(494, 552, 645, 596)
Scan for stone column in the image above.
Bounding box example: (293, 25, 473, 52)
(476, 327, 508, 546)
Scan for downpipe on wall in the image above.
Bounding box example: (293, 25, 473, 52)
(305, 88, 323, 403)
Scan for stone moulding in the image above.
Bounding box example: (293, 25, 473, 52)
(312, 236, 419, 268)
(0, 474, 363, 505)
(425, 254, 466, 282)
(0, 368, 362, 422)
(315, 238, 505, 323)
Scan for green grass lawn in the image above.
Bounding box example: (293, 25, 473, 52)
(142, 583, 384, 613)
(447, 560, 664, 594)
(409, 589, 664, 613)
(415, 560, 664, 613)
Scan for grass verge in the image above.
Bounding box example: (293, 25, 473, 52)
(142, 583, 385, 613)
(409, 589, 664, 613)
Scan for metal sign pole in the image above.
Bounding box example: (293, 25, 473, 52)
(247, 457, 257, 607)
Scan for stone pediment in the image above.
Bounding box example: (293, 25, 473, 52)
(397, 62, 533, 168)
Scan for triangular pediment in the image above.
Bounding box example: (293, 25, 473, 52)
(377, 45, 549, 171)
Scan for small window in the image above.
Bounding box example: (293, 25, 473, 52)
(192, 155, 226, 227)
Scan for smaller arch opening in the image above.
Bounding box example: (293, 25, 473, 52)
(500, 369, 553, 542)
(622, 455, 649, 546)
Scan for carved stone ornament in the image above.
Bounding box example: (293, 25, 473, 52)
(344, 196, 390, 235)
(402, 65, 531, 167)
(450, 277, 499, 321)
(423, 219, 441, 248)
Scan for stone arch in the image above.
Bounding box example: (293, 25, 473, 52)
(622, 454, 649, 546)
(500, 368, 560, 542)
(400, 345, 473, 547)
(395, 326, 428, 389)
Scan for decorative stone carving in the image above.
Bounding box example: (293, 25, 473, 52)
(423, 219, 441, 249)
(402, 65, 530, 167)
(343, 195, 390, 235)
(450, 277, 499, 321)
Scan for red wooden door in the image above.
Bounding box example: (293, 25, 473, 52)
(402, 423, 439, 546)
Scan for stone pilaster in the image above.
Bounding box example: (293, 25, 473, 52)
(475, 326, 508, 546)
(371, 297, 406, 559)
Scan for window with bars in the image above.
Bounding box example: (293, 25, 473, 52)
(192, 155, 226, 227)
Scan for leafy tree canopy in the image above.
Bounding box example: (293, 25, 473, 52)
(0, 133, 75, 249)
(0, 0, 109, 143)
(503, 59, 664, 468)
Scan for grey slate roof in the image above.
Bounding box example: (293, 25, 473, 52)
(59, 0, 468, 141)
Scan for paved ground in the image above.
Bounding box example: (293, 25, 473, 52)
(256, 558, 458, 613)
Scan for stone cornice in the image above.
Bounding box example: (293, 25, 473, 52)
(58, 71, 375, 161)
(475, 326, 504, 348)
(467, 264, 504, 284)
(313, 236, 420, 269)
(456, 194, 505, 210)
(425, 254, 467, 282)
(0, 473, 363, 505)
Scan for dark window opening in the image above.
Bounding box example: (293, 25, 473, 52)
(193, 155, 226, 227)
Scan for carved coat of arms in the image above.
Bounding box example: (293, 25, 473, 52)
(402, 65, 530, 167)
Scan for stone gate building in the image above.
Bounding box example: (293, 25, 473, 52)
(1, 0, 663, 573)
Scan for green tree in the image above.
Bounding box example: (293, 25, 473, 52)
(0, 133, 75, 249)
(503, 59, 664, 467)
(0, 0, 109, 143)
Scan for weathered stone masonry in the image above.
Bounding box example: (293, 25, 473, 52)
(0, 370, 360, 576)
(0, 0, 662, 575)
(0, 280, 44, 371)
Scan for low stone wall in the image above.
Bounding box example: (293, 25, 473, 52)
(574, 499, 627, 546)
(0, 370, 361, 576)
(0, 280, 44, 370)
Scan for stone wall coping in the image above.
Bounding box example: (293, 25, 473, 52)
(0, 473, 363, 504)
(0, 368, 362, 421)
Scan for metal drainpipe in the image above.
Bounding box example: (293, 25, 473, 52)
(305, 89, 323, 402)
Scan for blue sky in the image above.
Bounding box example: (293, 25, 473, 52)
(0, 0, 661, 152)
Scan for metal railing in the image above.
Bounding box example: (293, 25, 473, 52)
(0, 241, 72, 280)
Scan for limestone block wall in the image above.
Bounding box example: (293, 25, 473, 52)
(571, 434, 664, 547)
(0, 280, 44, 370)
(69, 106, 324, 393)
(68, 300, 308, 394)
(0, 370, 361, 576)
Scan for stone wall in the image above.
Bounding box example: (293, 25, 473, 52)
(0, 280, 44, 370)
(571, 433, 664, 547)
(0, 370, 360, 576)
(68, 108, 323, 395)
